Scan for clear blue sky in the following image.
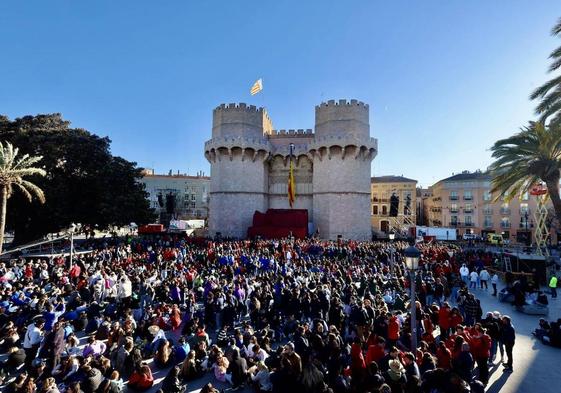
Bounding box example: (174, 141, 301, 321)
(1, 1, 560, 187)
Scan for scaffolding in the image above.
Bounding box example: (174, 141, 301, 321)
(531, 186, 550, 257)
(389, 214, 415, 237)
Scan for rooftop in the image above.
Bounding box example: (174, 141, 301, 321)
(371, 175, 417, 184)
(439, 171, 491, 182)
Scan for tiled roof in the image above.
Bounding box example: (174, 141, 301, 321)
(440, 172, 491, 182)
(371, 175, 417, 183)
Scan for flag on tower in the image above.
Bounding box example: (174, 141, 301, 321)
(250, 78, 263, 95)
(288, 157, 296, 208)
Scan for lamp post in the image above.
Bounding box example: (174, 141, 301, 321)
(404, 244, 421, 352)
(69, 223, 76, 269)
(388, 232, 396, 275)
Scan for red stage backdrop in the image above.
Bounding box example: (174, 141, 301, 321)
(248, 209, 308, 239)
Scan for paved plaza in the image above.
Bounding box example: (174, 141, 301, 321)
(473, 284, 561, 393)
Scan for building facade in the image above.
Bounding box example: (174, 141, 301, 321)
(425, 171, 555, 243)
(416, 187, 432, 226)
(204, 99, 378, 240)
(140, 170, 210, 222)
(371, 176, 417, 234)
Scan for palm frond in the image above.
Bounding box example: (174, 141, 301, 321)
(0, 141, 47, 203)
(552, 17, 561, 36)
(14, 179, 46, 203)
(530, 75, 561, 100)
(490, 122, 561, 202)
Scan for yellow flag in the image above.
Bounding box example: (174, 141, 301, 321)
(250, 78, 263, 95)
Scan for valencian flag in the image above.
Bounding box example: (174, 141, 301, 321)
(250, 78, 263, 95)
(288, 147, 296, 208)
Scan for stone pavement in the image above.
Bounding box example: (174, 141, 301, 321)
(473, 284, 561, 393)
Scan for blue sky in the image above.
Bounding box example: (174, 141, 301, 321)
(1, 1, 560, 187)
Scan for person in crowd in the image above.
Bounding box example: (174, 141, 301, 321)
(549, 275, 558, 298)
(128, 364, 154, 391)
(501, 315, 516, 372)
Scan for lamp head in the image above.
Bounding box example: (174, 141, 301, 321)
(404, 245, 421, 270)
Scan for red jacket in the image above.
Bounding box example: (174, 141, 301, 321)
(436, 346, 452, 369)
(439, 307, 451, 330)
(388, 316, 400, 340)
(351, 343, 366, 369)
(470, 333, 491, 359)
(365, 344, 385, 365)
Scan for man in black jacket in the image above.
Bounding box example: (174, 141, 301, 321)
(482, 312, 501, 365)
(500, 315, 516, 372)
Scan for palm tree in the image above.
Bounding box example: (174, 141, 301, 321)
(489, 122, 561, 224)
(530, 17, 561, 125)
(0, 141, 46, 253)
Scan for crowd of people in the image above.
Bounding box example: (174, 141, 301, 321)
(0, 235, 520, 393)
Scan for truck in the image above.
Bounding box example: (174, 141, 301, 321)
(415, 226, 457, 241)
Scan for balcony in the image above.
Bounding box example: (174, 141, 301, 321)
(450, 208, 459, 213)
(500, 208, 511, 215)
(464, 222, 474, 227)
(483, 209, 493, 215)
(430, 207, 442, 213)
(484, 222, 493, 229)
(500, 222, 511, 229)
(464, 208, 473, 213)
(519, 222, 533, 229)
(449, 195, 459, 201)
(449, 221, 460, 227)
(463, 196, 473, 200)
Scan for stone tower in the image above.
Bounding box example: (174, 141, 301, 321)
(311, 99, 377, 240)
(204, 104, 272, 238)
(204, 99, 377, 240)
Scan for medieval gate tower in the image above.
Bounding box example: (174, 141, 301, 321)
(204, 99, 378, 240)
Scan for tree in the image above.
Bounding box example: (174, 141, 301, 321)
(530, 17, 561, 125)
(489, 122, 561, 224)
(0, 114, 155, 244)
(0, 141, 46, 252)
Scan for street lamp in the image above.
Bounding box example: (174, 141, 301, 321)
(404, 244, 421, 352)
(388, 232, 396, 274)
(68, 223, 81, 269)
(69, 223, 77, 269)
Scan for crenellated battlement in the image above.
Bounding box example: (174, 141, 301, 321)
(213, 102, 262, 113)
(315, 99, 369, 110)
(212, 103, 273, 137)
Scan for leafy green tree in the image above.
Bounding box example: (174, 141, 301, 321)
(530, 17, 561, 125)
(0, 141, 46, 252)
(0, 114, 155, 244)
(489, 122, 561, 223)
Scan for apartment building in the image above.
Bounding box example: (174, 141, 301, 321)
(140, 169, 210, 222)
(425, 171, 555, 243)
(371, 176, 417, 234)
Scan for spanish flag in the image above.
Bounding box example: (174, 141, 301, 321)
(288, 158, 295, 208)
(250, 78, 263, 95)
